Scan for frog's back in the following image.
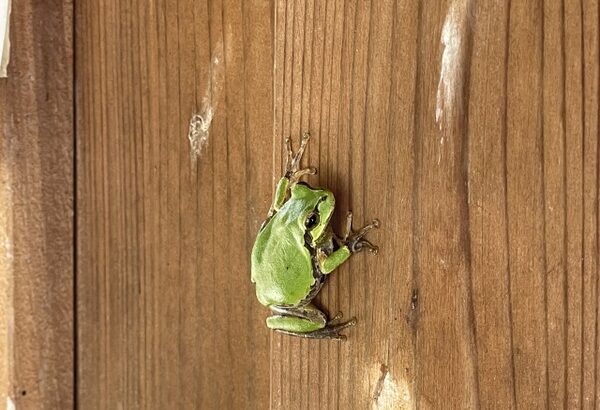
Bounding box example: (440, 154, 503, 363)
(251, 214, 316, 307)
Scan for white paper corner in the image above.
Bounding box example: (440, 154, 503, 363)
(0, 0, 11, 78)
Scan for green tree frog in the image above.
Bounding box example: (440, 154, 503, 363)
(251, 133, 379, 340)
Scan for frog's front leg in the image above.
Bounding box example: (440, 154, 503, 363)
(317, 212, 380, 274)
(268, 133, 317, 216)
(266, 304, 356, 340)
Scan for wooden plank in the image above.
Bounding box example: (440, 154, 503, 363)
(0, 0, 74, 408)
(542, 0, 568, 406)
(468, 1, 515, 408)
(272, 0, 599, 408)
(581, 2, 599, 408)
(76, 0, 273, 408)
(505, 1, 547, 407)
(76, 0, 599, 407)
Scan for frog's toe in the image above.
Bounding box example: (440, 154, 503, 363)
(328, 311, 344, 324)
(322, 317, 357, 340)
(349, 238, 378, 254)
(325, 317, 357, 333)
(292, 166, 317, 181)
(361, 240, 379, 254)
(356, 219, 380, 237)
(285, 133, 315, 177)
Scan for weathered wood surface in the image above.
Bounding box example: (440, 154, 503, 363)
(0, 1, 74, 408)
(77, 0, 599, 409)
(76, 0, 273, 408)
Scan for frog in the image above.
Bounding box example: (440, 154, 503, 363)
(251, 132, 379, 340)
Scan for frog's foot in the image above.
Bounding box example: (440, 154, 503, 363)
(267, 305, 356, 340)
(285, 133, 317, 183)
(275, 317, 357, 341)
(343, 211, 380, 254)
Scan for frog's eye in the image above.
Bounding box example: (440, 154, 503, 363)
(305, 212, 320, 230)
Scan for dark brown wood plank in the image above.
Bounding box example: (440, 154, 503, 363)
(0, 0, 74, 408)
(76, 0, 272, 408)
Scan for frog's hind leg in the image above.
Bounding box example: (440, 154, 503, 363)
(267, 304, 356, 340)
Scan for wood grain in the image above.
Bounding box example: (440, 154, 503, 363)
(76, 0, 273, 408)
(75, 0, 599, 408)
(0, 0, 74, 408)
(271, 0, 599, 409)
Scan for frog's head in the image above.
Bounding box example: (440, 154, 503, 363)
(290, 182, 335, 245)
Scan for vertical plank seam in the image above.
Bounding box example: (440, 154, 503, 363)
(220, 0, 235, 408)
(207, 0, 219, 406)
(502, 1, 518, 407)
(595, 3, 600, 396)
(240, 0, 255, 406)
(578, 0, 586, 404)
(560, 0, 569, 405)
(325, 2, 338, 405)
(539, 0, 551, 407)
(158, 0, 165, 404)
(136, 0, 148, 404)
(410, 1, 424, 408)
(595, 1, 600, 403)
(176, 0, 184, 405)
(117, 0, 126, 404)
(305, 1, 316, 407)
(100, 0, 109, 403)
(384, 0, 399, 397)
(346, 0, 359, 405)
(334, 0, 348, 406)
(129, 12, 138, 403)
(73, 0, 79, 406)
(269, 1, 277, 407)
(540, 0, 550, 408)
(317, 1, 327, 405)
(360, 1, 374, 396)
(297, 3, 307, 404)
(286, 1, 295, 403)
(460, 1, 481, 406)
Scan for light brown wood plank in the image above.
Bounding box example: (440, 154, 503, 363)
(542, 0, 568, 407)
(0, 1, 74, 408)
(505, 1, 548, 408)
(564, 0, 585, 407)
(271, 0, 599, 408)
(76, 0, 272, 408)
(581, 3, 599, 410)
(468, 1, 516, 408)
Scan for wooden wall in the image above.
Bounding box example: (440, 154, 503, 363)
(76, 0, 273, 408)
(1, 0, 598, 408)
(271, 0, 599, 408)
